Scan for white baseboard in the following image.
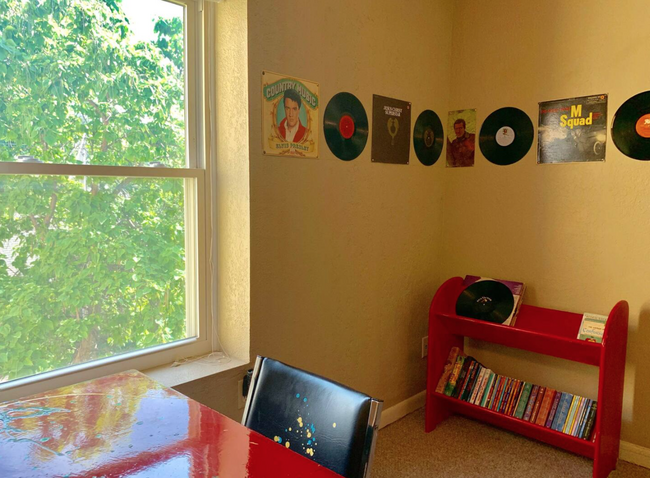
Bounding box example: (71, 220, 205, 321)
(620, 440, 650, 470)
(379, 390, 426, 429)
(378, 392, 650, 472)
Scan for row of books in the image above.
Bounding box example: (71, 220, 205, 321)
(435, 347, 597, 441)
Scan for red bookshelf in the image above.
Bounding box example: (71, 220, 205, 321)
(425, 277, 629, 478)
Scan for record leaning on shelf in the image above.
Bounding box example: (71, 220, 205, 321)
(413, 109, 444, 166)
(323, 92, 369, 161)
(455, 280, 515, 324)
(479, 107, 534, 166)
(611, 90, 650, 160)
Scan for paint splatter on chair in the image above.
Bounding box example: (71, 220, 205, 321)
(242, 356, 382, 478)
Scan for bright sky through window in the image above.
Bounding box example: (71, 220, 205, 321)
(121, 0, 183, 43)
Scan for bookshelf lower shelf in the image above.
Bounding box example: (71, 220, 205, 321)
(430, 391, 595, 459)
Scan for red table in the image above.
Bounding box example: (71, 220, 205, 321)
(0, 370, 343, 477)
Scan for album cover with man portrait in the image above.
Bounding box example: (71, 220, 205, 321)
(262, 71, 319, 158)
(447, 109, 477, 168)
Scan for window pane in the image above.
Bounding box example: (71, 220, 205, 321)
(0, 0, 186, 167)
(0, 175, 191, 383)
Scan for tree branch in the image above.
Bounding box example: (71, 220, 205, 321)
(43, 192, 58, 229)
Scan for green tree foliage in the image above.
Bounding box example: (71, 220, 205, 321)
(0, 0, 188, 381)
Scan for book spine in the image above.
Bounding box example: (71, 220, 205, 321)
(569, 398, 584, 436)
(545, 390, 562, 428)
(569, 397, 587, 436)
(480, 372, 495, 408)
(508, 380, 524, 416)
(459, 361, 479, 401)
(572, 397, 587, 436)
(444, 355, 465, 396)
(494, 376, 507, 411)
(530, 386, 546, 423)
(581, 402, 598, 440)
(471, 368, 488, 405)
(502, 379, 515, 414)
(479, 369, 494, 405)
(435, 347, 461, 393)
(552, 393, 572, 432)
(454, 358, 475, 399)
(486, 374, 500, 409)
(535, 389, 556, 426)
(464, 364, 483, 402)
(576, 399, 592, 438)
(504, 379, 519, 415)
(523, 385, 540, 421)
(563, 396, 580, 434)
(514, 382, 532, 419)
(496, 378, 511, 413)
(572, 398, 589, 436)
(488, 376, 503, 410)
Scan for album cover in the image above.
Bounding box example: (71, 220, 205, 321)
(447, 109, 477, 167)
(538, 94, 608, 164)
(262, 71, 319, 158)
(371, 95, 411, 164)
(462, 275, 526, 326)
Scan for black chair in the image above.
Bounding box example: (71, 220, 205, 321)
(242, 356, 382, 478)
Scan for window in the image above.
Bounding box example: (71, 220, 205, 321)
(0, 0, 211, 389)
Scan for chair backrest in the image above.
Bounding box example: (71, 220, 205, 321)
(242, 356, 382, 478)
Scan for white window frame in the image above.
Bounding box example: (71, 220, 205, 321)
(0, 0, 215, 401)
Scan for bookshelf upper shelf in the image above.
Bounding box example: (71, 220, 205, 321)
(430, 276, 627, 366)
(436, 310, 602, 365)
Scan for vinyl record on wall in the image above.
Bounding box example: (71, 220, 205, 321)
(323, 92, 369, 161)
(413, 109, 444, 166)
(612, 90, 650, 160)
(479, 107, 534, 165)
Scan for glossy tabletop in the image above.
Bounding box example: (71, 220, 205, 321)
(0, 370, 343, 478)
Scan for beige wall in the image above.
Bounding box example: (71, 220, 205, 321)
(214, 0, 250, 363)
(180, 0, 650, 453)
(180, 0, 453, 420)
(247, 0, 452, 409)
(443, 0, 650, 448)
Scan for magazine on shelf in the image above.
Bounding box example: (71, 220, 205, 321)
(577, 312, 608, 343)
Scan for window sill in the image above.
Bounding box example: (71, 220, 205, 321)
(143, 356, 248, 388)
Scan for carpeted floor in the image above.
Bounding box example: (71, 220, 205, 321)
(372, 408, 650, 478)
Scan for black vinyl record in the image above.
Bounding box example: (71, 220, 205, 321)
(479, 107, 534, 166)
(323, 92, 369, 161)
(611, 90, 650, 160)
(455, 280, 515, 324)
(413, 109, 444, 166)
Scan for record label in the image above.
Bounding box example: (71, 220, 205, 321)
(413, 109, 444, 166)
(636, 114, 650, 139)
(323, 92, 369, 161)
(479, 107, 533, 166)
(495, 126, 515, 147)
(424, 128, 435, 147)
(339, 115, 355, 139)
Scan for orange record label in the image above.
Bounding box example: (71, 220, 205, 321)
(636, 113, 650, 138)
